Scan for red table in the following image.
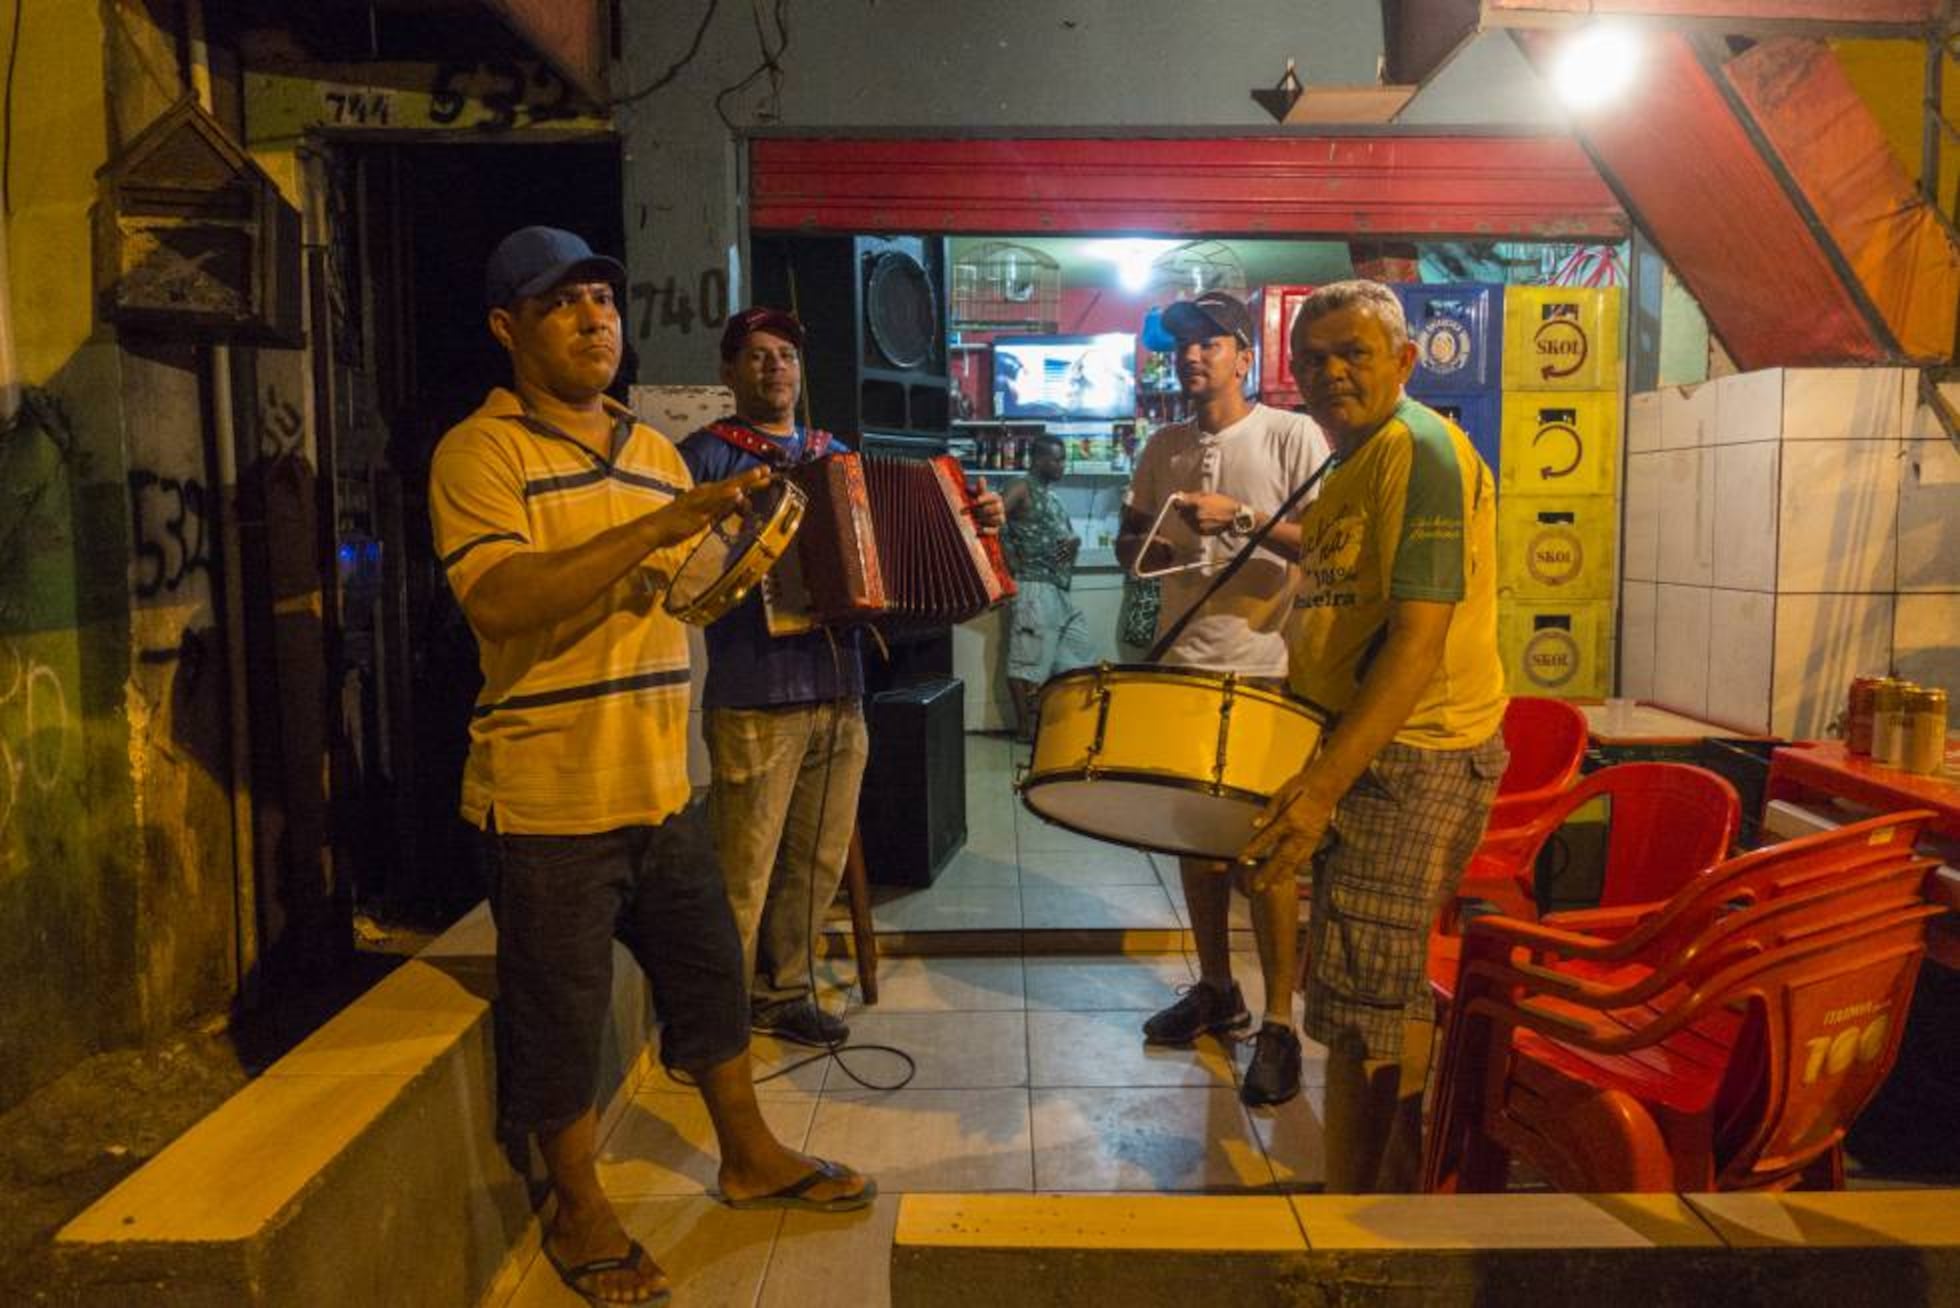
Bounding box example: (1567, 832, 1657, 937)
(1766, 741, 1960, 843)
(1767, 741, 1960, 966)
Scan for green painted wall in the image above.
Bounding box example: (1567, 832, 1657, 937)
(0, 0, 239, 1111)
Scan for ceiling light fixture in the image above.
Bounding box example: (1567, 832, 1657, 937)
(1549, 23, 1643, 113)
(1081, 239, 1177, 293)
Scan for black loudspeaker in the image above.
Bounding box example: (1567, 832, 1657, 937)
(751, 234, 952, 438)
(858, 678, 966, 887)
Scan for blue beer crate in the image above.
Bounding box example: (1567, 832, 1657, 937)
(1397, 283, 1503, 398)
(1419, 391, 1502, 481)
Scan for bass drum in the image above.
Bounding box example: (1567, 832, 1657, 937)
(1019, 664, 1327, 860)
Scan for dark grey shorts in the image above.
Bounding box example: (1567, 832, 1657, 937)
(483, 799, 750, 1137)
(1303, 734, 1507, 1061)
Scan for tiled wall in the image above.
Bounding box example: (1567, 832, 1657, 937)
(1621, 369, 1954, 739)
(1896, 399, 1960, 698)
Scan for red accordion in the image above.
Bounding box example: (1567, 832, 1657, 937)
(771, 452, 1015, 630)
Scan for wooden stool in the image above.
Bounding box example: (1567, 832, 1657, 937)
(843, 828, 880, 1005)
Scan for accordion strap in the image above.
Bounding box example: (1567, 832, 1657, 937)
(702, 419, 833, 466)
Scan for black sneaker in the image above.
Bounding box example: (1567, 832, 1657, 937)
(1240, 1022, 1302, 1107)
(1141, 980, 1251, 1047)
(753, 999, 849, 1047)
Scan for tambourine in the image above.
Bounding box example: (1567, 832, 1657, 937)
(663, 478, 808, 625)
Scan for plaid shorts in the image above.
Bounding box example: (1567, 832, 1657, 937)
(1302, 733, 1507, 1061)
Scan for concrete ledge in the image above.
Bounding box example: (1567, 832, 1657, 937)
(821, 927, 1197, 957)
(892, 1191, 1960, 1308)
(53, 904, 655, 1308)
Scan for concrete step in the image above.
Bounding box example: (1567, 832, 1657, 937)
(892, 1191, 1960, 1308)
(52, 906, 655, 1307)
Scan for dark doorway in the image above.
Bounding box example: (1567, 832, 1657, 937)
(330, 136, 624, 922)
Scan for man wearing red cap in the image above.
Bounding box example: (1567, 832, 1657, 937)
(681, 307, 1003, 1047)
(430, 234, 872, 1308)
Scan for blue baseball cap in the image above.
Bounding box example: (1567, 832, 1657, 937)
(484, 226, 626, 308)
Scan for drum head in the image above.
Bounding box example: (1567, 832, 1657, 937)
(665, 479, 796, 619)
(1022, 777, 1265, 861)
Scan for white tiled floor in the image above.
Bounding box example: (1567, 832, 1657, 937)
(495, 949, 1329, 1308)
(495, 734, 1328, 1307)
(489, 732, 1951, 1308)
(867, 733, 1277, 938)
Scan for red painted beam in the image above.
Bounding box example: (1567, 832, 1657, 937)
(1726, 38, 1959, 362)
(749, 136, 1626, 241)
(1518, 30, 1891, 367)
(1486, 0, 1941, 29)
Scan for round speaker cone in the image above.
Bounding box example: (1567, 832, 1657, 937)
(865, 250, 937, 371)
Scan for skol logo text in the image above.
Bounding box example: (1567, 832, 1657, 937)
(1523, 629, 1580, 688)
(1533, 313, 1590, 381)
(1525, 524, 1585, 587)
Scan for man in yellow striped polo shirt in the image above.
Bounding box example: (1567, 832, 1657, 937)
(430, 227, 872, 1307)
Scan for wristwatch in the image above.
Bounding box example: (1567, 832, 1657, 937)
(1231, 503, 1258, 535)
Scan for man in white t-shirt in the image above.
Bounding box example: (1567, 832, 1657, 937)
(1114, 290, 1330, 1107)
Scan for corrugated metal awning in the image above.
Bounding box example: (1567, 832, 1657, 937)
(750, 135, 1626, 240)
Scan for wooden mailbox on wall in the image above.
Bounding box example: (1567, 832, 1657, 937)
(95, 98, 302, 344)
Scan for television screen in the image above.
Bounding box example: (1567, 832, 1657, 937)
(992, 333, 1137, 421)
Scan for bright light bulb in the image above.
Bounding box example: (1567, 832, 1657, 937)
(1081, 238, 1175, 293)
(1550, 24, 1642, 112)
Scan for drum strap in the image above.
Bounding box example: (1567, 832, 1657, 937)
(1144, 452, 1336, 664)
(702, 418, 833, 466)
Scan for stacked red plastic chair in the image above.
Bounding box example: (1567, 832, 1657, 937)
(1422, 811, 1940, 1195)
(1428, 762, 1741, 1011)
(1445, 698, 1591, 921)
(1490, 697, 1591, 828)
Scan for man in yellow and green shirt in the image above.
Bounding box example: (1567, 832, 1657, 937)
(1241, 279, 1508, 1195)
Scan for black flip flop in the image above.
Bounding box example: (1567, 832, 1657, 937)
(544, 1236, 671, 1307)
(721, 1158, 878, 1212)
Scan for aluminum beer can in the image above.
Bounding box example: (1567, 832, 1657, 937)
(1846, 676, 1886, 754)
(1903, 687, 1949, 776)
(1871, 679, 1913, 768)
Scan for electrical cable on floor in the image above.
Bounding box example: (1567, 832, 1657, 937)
(667, 490, 917, 1096)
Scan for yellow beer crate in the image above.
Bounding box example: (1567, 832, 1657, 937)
(1498, 494, 1617, 602)
(1499, 390, 1620, 497)
(1498, 599, 1613, 700)
(1502, 286, 1622, 392)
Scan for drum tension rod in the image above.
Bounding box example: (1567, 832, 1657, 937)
(1210, 672, 1235, 796)
(1084, 661, 1113, 780)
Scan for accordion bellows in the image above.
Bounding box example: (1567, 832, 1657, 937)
(777, 452, 1015, 629)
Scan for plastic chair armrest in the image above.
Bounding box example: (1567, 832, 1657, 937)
(1465, 993, 1610, 1041)
(1461, 912, 1617, 958)
(1488, 789, 1562, 829)
(1542, 903, 1659, 936)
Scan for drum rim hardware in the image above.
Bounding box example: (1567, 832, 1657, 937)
(1211, 672, 1237, 797)
(1084, 661, 1114, 782)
